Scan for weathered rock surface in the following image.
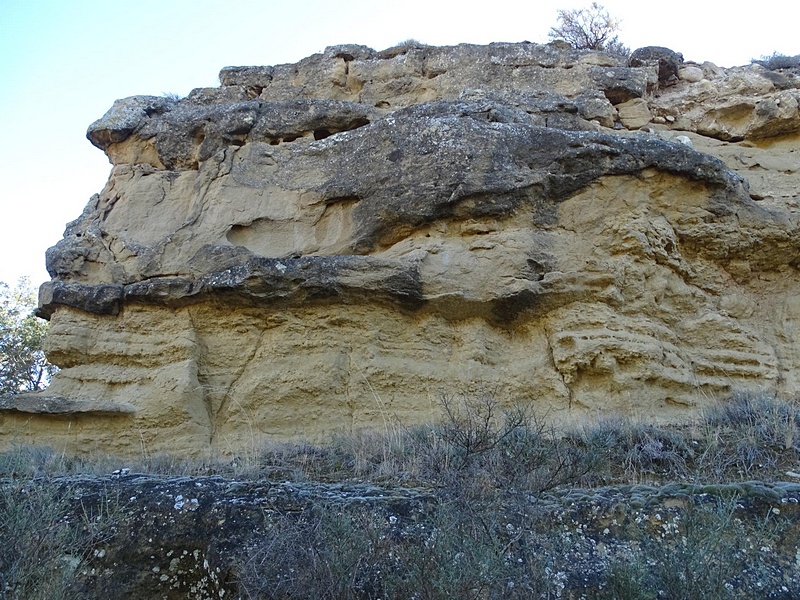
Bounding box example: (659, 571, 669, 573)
(3, 473, 434, 599)
(2, 41, 800, 456)
(5, 474, 799, 598)
(629, 46, 684, 87)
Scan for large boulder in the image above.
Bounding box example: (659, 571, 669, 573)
(629, 45, 684, 87)
(649, 63, 800, 141)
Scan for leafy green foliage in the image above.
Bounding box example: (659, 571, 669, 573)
(0, 278, 56, 395)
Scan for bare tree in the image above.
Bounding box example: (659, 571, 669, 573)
(548, 2, 629, 56)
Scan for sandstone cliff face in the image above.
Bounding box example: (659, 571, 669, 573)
(2, 42, 799, 456)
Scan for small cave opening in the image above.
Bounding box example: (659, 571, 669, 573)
(144, 105, 171, 117)
(245, 86, 264, 99)
(314, 128, 333, 140)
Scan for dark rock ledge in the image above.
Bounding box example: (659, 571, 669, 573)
(0, 393, 136, 416)
(3, 474, 798, 598)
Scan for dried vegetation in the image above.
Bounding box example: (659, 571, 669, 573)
(2, 391, 800, 598)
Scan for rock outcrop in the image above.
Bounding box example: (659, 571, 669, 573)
(6, 474, 800, 599)
(2, 42, 799, 457)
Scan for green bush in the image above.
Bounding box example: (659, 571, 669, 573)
(0, 278, 57, 395)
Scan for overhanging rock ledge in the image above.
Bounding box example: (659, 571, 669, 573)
(3, 41, 799, 456)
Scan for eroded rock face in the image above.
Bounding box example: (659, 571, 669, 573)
(3, 42, 799, 457)
(10, 475, 798, 599)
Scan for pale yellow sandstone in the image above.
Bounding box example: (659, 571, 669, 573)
(4, 42, 799, 458)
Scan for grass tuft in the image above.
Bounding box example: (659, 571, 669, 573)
(3, 391, 799, 598)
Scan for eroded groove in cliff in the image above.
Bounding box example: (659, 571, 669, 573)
(209, 328, 269, 446)
(26, 41, 800, 456)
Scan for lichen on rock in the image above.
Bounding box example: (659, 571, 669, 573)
(3, 41, 800, 457)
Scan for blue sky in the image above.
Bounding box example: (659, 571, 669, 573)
(1, 0, 797, 288)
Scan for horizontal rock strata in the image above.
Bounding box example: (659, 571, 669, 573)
(2, 42, 799, 456)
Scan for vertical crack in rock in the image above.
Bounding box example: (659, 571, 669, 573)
(545, 328, 574, 410)
(210, 328, 269, 446)
(17, 41, 800, 456)
(186, 307, 214, 446)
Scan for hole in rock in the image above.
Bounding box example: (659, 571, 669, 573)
(245, 86, 264, 99)
(314, 128, 333, 140)
(347, 118, 371, 131)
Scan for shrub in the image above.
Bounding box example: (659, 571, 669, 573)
(427, 394, 589, 496)
(244, 391, 800, 492)
(0, 278, 57, 395)
(548, 2, 630, 56)
(237, 507, 383, 600)
(238, 499, 567, 599)
(250, 394, 589, 495)
(238, 482, 790, 599)
(575, 417, 692, 484)
(753, 53, 800, 71)
(378, 39, 428, 59)
(601, 496, 786, 599)
(697, 392, 800, 479)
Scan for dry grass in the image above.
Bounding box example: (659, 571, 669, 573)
(4, 391, 798, 488)
(0, 478, 117, 599)
(3, 391, 799, 598)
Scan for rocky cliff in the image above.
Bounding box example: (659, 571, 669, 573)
(7, 473, 800, 599)
(2, 42, 799, 457)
